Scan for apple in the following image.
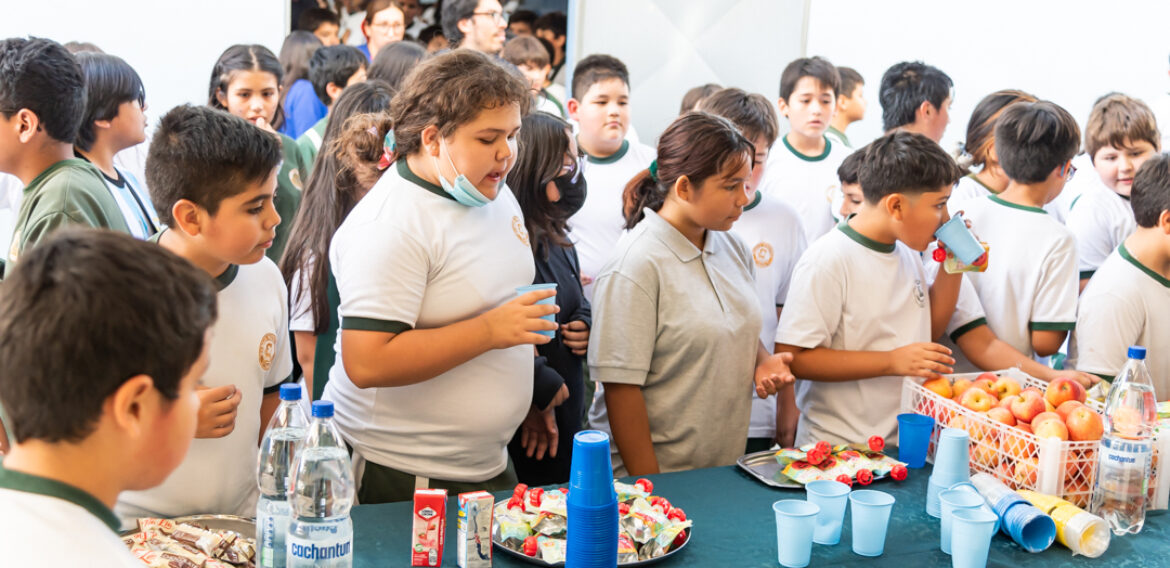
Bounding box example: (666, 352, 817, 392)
(1033, 418, 1069, 441)
(996, 396, 1014, 411)
(1030, 412, 1062, 429)
(1066, 407, 1105, 442)
(972, 377, 996, 396)
(960, 388, 995, 413)
(972, 438, 999, 470)
(991, 376, 1022, 399)
(1010, 393, 1047, 424)
(1015, 422, 1033, 435)
(1045, 400, 1057, 413)
(952, 379, 974, 399)
(1020, 387, 1043, 400)
(1055, 400, 1084, 422)
(1045, 378, 1087, 408)
(976, 372, 999, 383)
(987, 407, 1017, 427)
(1013, 458, 1039, 487)
(923, 377, 954, 399)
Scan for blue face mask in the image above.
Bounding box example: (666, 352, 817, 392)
(433, 139, 492, 207)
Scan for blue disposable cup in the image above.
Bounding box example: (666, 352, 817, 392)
(805, 480, 850, 545)
(926, 476, 950, 518)
(947, 482, 1000, 533)
(996, 499, 1056, 553)
(567, 430, 616, 506)
(950, 508, 998, 568)
(773, 500, 819, 568)
(849, 490, 896, 557)
(939, 488, 985, 555)
(931, 428, 971, 487)
(896, 413, 935, 468)
(934, 212, 984, 265)
(516, 282, 557, 337)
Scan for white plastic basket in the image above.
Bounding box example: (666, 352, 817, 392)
(900, 369, 1170, 510)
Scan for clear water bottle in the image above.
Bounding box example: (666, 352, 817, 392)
(1091, 346, 1158, 535)
(256, 383, 309, 568)
(286, 401, 355, 567)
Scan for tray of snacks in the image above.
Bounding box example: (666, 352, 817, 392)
(122, 515, 256, 567)
(738, 438, 908, 489)
(493, 480, 692, 565)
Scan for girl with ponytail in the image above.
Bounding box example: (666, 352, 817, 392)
(950, 89, 1038, 211)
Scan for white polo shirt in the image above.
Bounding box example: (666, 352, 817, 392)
(1066, 180, 1136, 279)
(0, 466, 139, 567)
(954, 194, 1079, 359)
(117, 255, 293, 522)
(776, 220, 931, 446)
(324, 159, 534, 482)
(1072, 243, 1170, 397)
(731, 192, 808, 440)
(948, 173, 1062, 217)
(760, 135, 851, 245)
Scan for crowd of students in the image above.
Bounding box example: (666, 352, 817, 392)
(2, 0, 1170, 565)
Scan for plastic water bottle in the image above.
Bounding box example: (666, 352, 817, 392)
(256, 383, 309, 568)
(1091, 346, 1158, 535)
(286, 401, 355, 567)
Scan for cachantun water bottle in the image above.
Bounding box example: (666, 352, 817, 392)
(1090, 346, 1158, 535)
(286, 400, 355, 567)
(256, 383, 309, 568)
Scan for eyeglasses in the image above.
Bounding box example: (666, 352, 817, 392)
(472, 10, 509, 24)
(371, 21, 405, 32)
(1061, 161, 1077, 180)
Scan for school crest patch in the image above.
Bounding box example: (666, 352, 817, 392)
(258, 332, 277, 371)
(512, 216, 529, 246)
(752, 242, 774, 268)
(289, 167, 303, 191)
(913, 279, 927, 308)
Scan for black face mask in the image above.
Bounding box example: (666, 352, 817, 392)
(554, 160, 587, 217)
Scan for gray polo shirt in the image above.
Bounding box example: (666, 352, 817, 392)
(586, 209, 763, 475)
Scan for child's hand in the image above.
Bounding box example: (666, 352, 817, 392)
(542, 384, 570, 412)
(251, 116, 277, 135)
(754, 352, 796, 398)
(480, 289, 558, 349)
(1051, 370, 1100, 389)
(519, 404, 559, 460)
(889, 343, 955, 380)
(579, 274, 593, 287)
(195, 384, 241, 439)
(561, 320, 589, 356)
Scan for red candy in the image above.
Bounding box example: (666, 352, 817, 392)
(667, 507, 687, 522)
(527, 487, 544, 507)
(618, 503, 631, 515)
(523, 536, 538, 556)
(649, 496, 672, 515)
(806, 448, 827, 466)
(932, 247, 947, 262)
(559, 487, 569, 494)
(671, 529, 688, 550)
(891, 464, 908, 481)
(512, 484, 528, 499)
(506, 495, 523, 510)
(868, 436, 885, 452)
(815, 441, 832, 455)
(635, 478, 654, 494)
(836, 474, 853, 487)
(856, 469, 874, 486)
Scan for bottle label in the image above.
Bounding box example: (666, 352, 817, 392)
(288, 524, 353, 562)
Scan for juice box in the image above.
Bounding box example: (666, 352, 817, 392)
(412, 488, 447, 567)
(457, 491, 494, 567)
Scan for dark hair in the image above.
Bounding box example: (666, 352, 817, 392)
(1085, 93, 1161, 160)
(623, 112, 754, 229)
(533, 11, 567, 37)
(208, 44, 287, 130)
(960, 89, 1038, 169)
(837, 145, 866, 185)
(63, 41, 103, 54)
(391, 50, 530, 158)
(0, 228, 217, 444)
(309, 45, 367, 106)
(419, 24, 446, 46)
(74, 53, 147, 152)
(779, 56, 840, 101)
(365, 0, 405, 27)
(857, 131, 964, 203)
(1132, 153, 1170, 228)
(995, 101, 1081, 184)
(679, 83, 721, 115)
(441, 0, 478, 45)
(147, 105, 282, 224)
(509, 9, 538, 28)
(278, 31, 323, 99)
(879, 61, 953, 131)
(509, 112, 573, 254)
(298, 7, 341, 32)
(281, 81, 395, 332)
(698, 87, 779, 147)
(502, 35, 549, 68)
(535, 36, 555, 63)
(0, 38, 87, 144)
(571, 54, 628, 100)
(838, 67, 863, 98)
(368, 40, 427, 91)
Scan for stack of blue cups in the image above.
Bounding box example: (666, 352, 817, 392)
(566, 430, 619, 568)
(926, 428, 970, 518)
(969, 472, 1055, 553)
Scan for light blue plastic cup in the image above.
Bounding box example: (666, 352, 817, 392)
(805, 480, 850, 545)
(773, 500, 819, 568)
(849, 490, 895, 557)
(940, 488, 985, 555)
(934, 212, 984, 265)
(516, 282, 557, 337)
(947, 482, 1000, 533)
(931, 428, 971, 488)
(950, 508, 998, 568)
(896, 413, 935, 468)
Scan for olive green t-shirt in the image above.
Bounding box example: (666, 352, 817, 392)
(269, 134, 307, 263)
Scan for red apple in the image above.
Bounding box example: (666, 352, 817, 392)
(1014, 458, 1039, 487)
(1033, 418, 1069, 441)
(1045, 378, 1087, 408)
(991, 376, 1022, 400)
(1030, 412, 1062, 429)
(987, 407, 1017, 427)
(996, 396, 1014, 411)
(952, 379, 974, 399)
(1065, 407, 1104, 442)
(1055, 400, 1084, 422)
(1010, 393, 1047, 424)
(1020, 387, 1043, 400)
(976, 372, 999, 383)
(972, 377, 996, 396)
(960, 388, 995, 413)
(923, 377, 954, 399)
(1015, 422, 1032, 434)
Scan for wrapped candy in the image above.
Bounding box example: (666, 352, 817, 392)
(617, 533, 639, 563)
(531, 512, 566, 537)
(613, 481, 649, 502)
(537, 535, 566, 563)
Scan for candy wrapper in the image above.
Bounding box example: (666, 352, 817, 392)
(537, 535, 566, 563)
(617, 533, 639, 563)
(639, 522, 692, 561)
(941, 242, 989, 273)
(613, 481, 649, 503)
(492, 503, 533, 545)
(531, 512, 566, 537)
(126, 518, 255, 567)
(775, 440, 906, 485)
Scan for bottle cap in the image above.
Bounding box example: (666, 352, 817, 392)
(1128, 346, 1147, 360)
(279, 383, 302, 401)
(311, 400, 334, 418)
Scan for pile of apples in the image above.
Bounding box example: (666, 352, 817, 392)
(922, 373, 1104, 442)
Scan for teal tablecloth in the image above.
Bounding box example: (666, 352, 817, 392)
(352, 461, 1168, 567)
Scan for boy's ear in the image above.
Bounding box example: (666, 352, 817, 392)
(776, 98, 789, 118)
(884, 193, 908, 220)
(13, 109, 40, 144)
(566, 99, 580, 120)
(171, 199, 207, 237)
(1159, 210, 1170, 234)
(107, 374, 156, 439)
(325, 82, 345, 104)
(917, 100, 935, 123)
(836, 94, 849, 112)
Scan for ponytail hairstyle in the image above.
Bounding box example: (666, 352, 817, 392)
(622, 111, 754, 229)
(208, 44, 287, 130)
(280, 80, 395, 333)
(959, 89, 1037, 170)
(508, 111, 573, 256)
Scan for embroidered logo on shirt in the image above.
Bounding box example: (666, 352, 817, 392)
(289, 168, 303, 191)
(914, 279, 926, 308)
(752, 242, 774, 267)
(259, 332, 277, 370)
(512, 216, 530, 246)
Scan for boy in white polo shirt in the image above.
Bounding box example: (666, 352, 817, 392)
(776, 132, 965, 446)
(1073, 154, 1170, 397)
(0, 229, 216, 566)
(566, 54, 656, 299)
(117, 105, 293, 522)
(1067, 93, 1160, 288)
(951, 101, 1081, 361)
(699, 87, 808, 450)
